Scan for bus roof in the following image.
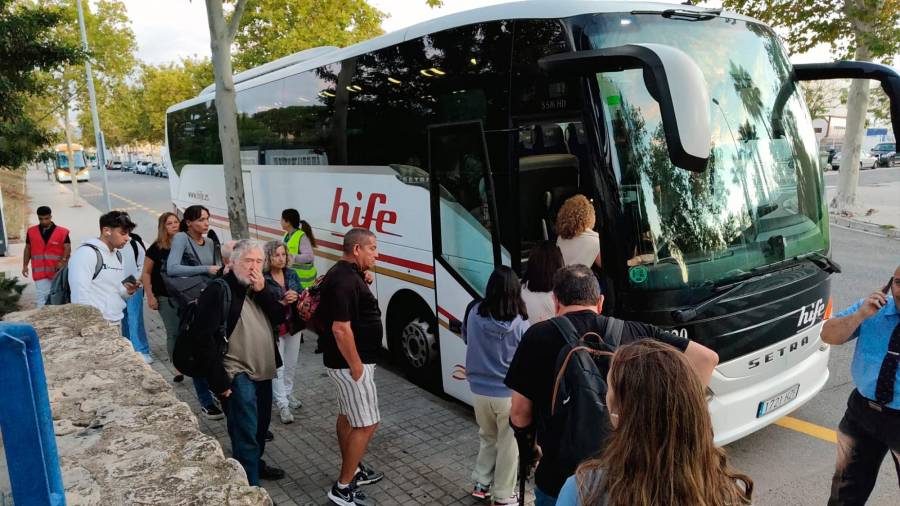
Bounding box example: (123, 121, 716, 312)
(54, 143, 84, 152)
(168, 0, 761, 113)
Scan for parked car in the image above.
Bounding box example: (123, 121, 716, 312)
(831, 149, 878, 171)
(110, 161, 123, 170)
(870, 142, 898, 167)
(156, 165, 169, 178)
(148, 163, 159, 176)
(135, 161, 149, 174)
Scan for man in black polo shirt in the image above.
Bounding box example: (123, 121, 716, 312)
(505, 265, 719, 505)
(320, 227, 385, 506)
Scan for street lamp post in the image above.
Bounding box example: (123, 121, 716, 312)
(75, 0, 112, 212)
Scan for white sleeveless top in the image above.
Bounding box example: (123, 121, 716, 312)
(557, 230, 600, 268)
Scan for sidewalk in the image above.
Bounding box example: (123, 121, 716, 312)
(9, 169, 505, 505)
(827, 178, 900, 240)
(0, 170, 102, 308)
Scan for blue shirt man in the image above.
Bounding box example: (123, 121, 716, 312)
(821, 267, 900, 506)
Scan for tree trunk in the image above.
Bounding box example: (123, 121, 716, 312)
(205, 0, 250, 240)
(831, 3, 873, 214)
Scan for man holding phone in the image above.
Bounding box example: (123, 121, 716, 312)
(822, 265, 900, 505)
(68, 211, 140, 331)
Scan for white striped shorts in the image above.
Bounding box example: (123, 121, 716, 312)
(326, 364, 380, 428)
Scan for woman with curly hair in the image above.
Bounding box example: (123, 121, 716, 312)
(555, 194, 601, 269)
(555, 340, 753, 506)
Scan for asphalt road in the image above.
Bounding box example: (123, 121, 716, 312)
(80, 168, 899, 505)
(824, 165, 900, 187)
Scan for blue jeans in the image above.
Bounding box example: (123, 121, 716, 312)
(193, 378, 215, 409)
(221, 373, 273, 486)
(122, 287, 149, 354)
(534, 486, 558, 506)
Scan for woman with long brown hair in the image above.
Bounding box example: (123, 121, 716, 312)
(142, 212, 182, 381)
(556, 340, 753, 506)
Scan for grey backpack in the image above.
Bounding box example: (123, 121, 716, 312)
(45, 244, 121, 305)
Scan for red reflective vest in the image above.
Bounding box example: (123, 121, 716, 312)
(27, 225, 69, 281)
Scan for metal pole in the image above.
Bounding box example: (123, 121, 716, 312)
(76, 0, 112, 212)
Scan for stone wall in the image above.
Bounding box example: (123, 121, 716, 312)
(4, 305, 271, 505)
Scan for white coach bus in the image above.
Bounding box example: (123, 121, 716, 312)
(166, 1, 900, 444)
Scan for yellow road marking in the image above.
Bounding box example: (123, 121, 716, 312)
(85, 183, 165, 217)
(775, 416, 837, 444)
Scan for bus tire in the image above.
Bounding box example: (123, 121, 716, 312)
(387, 293, 440, 388)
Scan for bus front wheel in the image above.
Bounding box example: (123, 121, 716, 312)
(401, 318, 436, 370)
(387, 294, 440, 388)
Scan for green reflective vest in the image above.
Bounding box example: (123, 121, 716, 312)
(284, 229, 317, 288)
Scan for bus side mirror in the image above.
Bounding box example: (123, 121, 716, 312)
(539, 43, 711, 172)
(772, 62, 900, 152)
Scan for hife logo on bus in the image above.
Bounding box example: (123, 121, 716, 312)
(331, 187, 401, 237)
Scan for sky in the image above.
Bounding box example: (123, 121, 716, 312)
(118, 0, 840, 66)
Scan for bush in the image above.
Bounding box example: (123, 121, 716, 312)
(0, 272, 25, 317)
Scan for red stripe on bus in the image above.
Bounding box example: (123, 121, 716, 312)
(201, 211, 435, 277)
(437, 306, 458, 322)
(317, 238, 435, 275)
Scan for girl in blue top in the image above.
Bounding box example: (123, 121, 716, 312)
(463, 266, 530, 505)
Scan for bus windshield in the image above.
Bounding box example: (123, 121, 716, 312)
(573, 13, 828, 291)
(56, 150, 86, 170)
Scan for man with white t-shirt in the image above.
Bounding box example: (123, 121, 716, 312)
(68, 211, 139, 329)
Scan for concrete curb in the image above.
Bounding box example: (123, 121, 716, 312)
(829, 213, 900, 240)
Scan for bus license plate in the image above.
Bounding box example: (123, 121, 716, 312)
(757, 384, 800, 418)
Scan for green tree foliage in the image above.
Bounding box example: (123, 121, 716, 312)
(19, 1, 138, 149)
(106, 59, 213, 145)
(50, 0, 139, 147)
(0, 272, 26, 316)
(232, 0, 386, 71)
(0, 0, 82, 168)
(801, 80, 842, 120)
(719, 0, 899, 60)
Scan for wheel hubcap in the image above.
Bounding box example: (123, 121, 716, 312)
(401, 319, 434, 369)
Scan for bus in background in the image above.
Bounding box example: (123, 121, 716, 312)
(165, 2, 899, 445)
(53, 143, 90, 183)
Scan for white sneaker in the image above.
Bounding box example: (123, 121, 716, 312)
(141, 353, 154, 364)
(279, 406, 294, 424)
(287, 394, 302, 410)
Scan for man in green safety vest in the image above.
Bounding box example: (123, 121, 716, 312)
(281, 208, 318, 288)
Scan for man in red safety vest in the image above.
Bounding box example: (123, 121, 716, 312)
(22, 206, 71, 307)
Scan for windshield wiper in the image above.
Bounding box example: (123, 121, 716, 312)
(671, 251, 841, 323)
(631, 8, 722, 21)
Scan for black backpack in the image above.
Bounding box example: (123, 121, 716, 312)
(129, 233, 146, 263)
(161, 233, 222, 308)
(45, 244, 122, 305)
(172, 278, 231, 378)
(546, 315, 624, 474)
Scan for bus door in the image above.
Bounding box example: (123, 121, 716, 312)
(512, 119, 592, 267)
(427, 120, 503, 400)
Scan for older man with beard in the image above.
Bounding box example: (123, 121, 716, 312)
(190, 239, 286, 486)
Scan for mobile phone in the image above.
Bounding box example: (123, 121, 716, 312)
(883, 277, 893, 295)
(121, 275, 137, 286)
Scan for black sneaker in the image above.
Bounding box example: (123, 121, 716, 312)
(265, 430, 274, 442)
(327, 482, 373, 506)
(259, 460, 285, 481)
(201, 405, 224, 420)
(353, 462, 384, 486)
